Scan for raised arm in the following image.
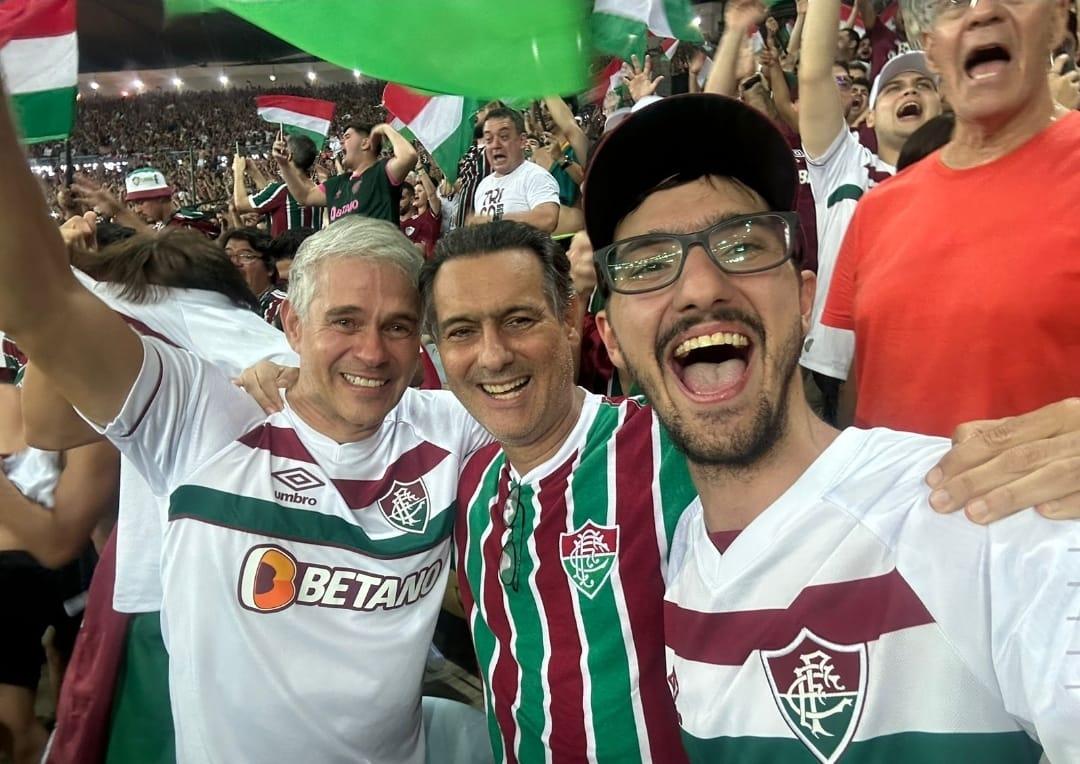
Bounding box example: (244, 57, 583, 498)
(543, 96, 589, 165)
(232, 154, 255, 213)
(856, 0, 877, 31)
(272, 137, 326, 207)
(21, 364, 102, 450)
(0, 88, 143, 426)
(762, 48, 800, 134)
(784, 0, 809, 70)
(371, 123, 419, 184)
(799, 0, 848, 158)
(416, 166, 441, 217)
(70, 177, 149, 233)
(705, 0, 765, 97)
(502, 203, 560, 233)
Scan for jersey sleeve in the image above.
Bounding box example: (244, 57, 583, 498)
(248, 182, 287, 212)
(524, 165, 560, 209)
(87, 336, 265, 496)
(804, 127, 868, 204)
(987, 517, 1080, 761)
(821, 209, 861, 330)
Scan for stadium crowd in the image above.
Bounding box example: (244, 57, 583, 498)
(1, 0, 1080, 763)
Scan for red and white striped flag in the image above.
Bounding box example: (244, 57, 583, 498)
(255, 95, 335, 148)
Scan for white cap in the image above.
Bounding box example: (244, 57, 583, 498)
(870, 51, 936, 109)
(124, 167, 171, 201)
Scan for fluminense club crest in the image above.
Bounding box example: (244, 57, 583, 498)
(377, 478, 430, 535)
(761, 628, 867, 764)
(559, 520, 619, 599)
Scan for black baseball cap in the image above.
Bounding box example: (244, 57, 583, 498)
(584, 94, 798, 252)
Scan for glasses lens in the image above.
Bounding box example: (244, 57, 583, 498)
(708, 215, 792, 274)
(606, 238, 683, 293)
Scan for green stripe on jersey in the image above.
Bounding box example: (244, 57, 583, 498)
(505, 481, 548, 764)
(169, 484, 453, 559)
(465, 457, 509, 764)
(681, 730, 1043, 763)
(570, 402, 641, 762)
(826, 183, 865, 208)
(657, 424, 695, 549)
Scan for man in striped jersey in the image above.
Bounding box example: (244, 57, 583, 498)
(233, 136, 324, 236)
(585, 93, 1079, 762)
(420, 221, 695, 763)
(0, 79, 492, 761)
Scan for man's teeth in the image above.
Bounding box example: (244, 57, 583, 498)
(674, 332, 749, 358)
(482, 378, 528, 395)
(342, 372, 387, 388)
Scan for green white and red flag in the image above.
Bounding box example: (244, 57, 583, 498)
(255, 94, 335, 148)
(382, 84, 477, 185)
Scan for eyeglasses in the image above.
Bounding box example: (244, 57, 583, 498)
(494, 481, 524, 591)
(228, 252, 262, 264)
(929, 0, 1027, 21)
(594, 212, 801, 296)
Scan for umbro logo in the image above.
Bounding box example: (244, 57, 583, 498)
(272, 467, 325, 507)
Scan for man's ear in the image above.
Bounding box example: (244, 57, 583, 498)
(594, 309, 627, 372)
(281, 299, 303, 353)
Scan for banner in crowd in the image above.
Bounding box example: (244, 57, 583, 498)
(0, 0, 77, 143)
(383, 85, 478, 185)
(255, 95, 335, 148)
(592, 0, 701, 61)
(168, 0, 590, 99)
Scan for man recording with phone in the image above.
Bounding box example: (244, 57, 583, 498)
(273, 120, 417, 226)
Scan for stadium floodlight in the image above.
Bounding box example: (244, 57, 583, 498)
(352, 69, 361, 79)
(89, 81, 100, 91)
(219, 74, 229, 85)
(133, 78, 145, 90)
(172, 77, 183, 88)
(691, 15, 701, 27)
(269, 74, 277, 82)
(306, 71, 317, 82)
(120, 90, 129, 97)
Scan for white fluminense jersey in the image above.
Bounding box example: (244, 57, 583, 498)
(665, 427, 1080, 764)
(801, 129, 895, 381)
(95, 337, 490, 763)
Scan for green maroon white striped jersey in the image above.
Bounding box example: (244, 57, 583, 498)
(249, 181, 324, 236)
(456, 392, 696, 763)
(94, 337, 490, 763)
(665, 427, 1080, 764)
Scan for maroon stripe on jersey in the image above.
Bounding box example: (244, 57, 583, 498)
(534, 453, 589, 758)
(237, 423, 318, 464)
(118, 314, 182, 348)
(479, 466, 520, 764)
(665, 569, 934, 665)
(612, 404, 688, 763)
(332, 442, 450, 509)
(455, 444, 502, 615)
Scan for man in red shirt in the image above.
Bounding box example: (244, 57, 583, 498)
(823, 0, 1080, 438)
(399, 167, 441, 260)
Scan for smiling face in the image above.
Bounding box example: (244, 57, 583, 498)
(431, 249, 578, 453)
(869, 70, 943, 147)
(596, 176, 815, 468)
(483, 117, 527, 176)
(282, 257, 420, 443)
(924, 0, 1065, 126)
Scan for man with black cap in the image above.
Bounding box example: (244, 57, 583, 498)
(586, 93, 1078, 762)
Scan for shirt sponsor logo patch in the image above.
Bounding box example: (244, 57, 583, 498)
(378, 478, 430, 535)
(761, 627, 867, 764)
(559, 520, 619, 599)
(237, 544, 443, 614)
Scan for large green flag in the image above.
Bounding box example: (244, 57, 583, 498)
(168, 0, 591, 99)
(592, 0, 702, 61)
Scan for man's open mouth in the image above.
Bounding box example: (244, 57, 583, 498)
(669, 330, 753, 400)
(964, 44, 1012, 81)
(895, 100, 923, 120)
(480, 376, 530, 400)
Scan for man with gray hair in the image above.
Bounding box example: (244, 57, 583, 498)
(0, 73, 490, 762)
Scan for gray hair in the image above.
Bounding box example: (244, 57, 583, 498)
(287, 216, 424, 320)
